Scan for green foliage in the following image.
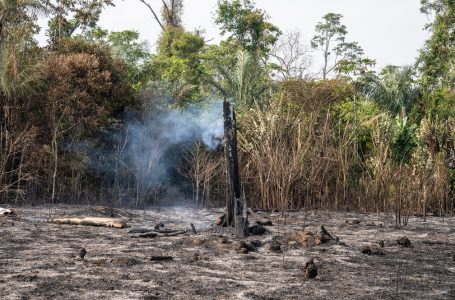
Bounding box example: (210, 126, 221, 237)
(424, 87, 455, 120)
(335, 42, 376, 77)
(311, 13, 347, 48)
(419, 0, 455, 90)
(357, 65, 420, 117)
(45, 0, 113, 44)
(0, 0, 46, 98)
(311, 13, 374, 80)
(334, 98, 383, 151)
(215, 0, 281, 55)
(151, 27, 206, 102)
(390, 117, 417, 163)
(203, 40, 241, 81)
(84, 27, 151, 90)
(230, 50, 268, 106)
(205, 43, 270, 106)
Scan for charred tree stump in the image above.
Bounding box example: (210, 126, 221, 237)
(223, 100, 234, 227)
(223, 99, 247, 238)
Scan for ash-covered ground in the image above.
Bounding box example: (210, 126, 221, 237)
(1, 206, 455, 300)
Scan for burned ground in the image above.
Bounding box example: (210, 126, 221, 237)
(1, 206, 455, 299)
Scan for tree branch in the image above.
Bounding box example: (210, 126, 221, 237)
(139, 0, 164, 31)
(160, 0, 172, 25)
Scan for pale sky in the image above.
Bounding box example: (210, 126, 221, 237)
(38, 0, 431, 71)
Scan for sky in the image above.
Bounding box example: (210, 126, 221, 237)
(37, 0, 432, 72)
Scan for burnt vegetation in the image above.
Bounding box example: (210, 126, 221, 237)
(0, 0, 455, 298)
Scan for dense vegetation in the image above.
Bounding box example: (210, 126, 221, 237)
(0, 0, 454, 222)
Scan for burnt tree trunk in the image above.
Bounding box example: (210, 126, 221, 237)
(223, 100, 234, 226)
(223, 99, 247, 237)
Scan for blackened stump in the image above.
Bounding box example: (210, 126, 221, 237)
(223, 99, 247, 238)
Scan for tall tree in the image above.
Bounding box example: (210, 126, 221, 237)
(138, 0, 183, 30)
(0, 0, 47, 96)
(311, 13, 346, 80)
(160, 0, 183, 28)
(152, 26, 205, 102)
(46, 0, 114, 44)
(215, 0, 281, 56)
(311, 13, 374, 80)
(419, 0, 455, 90)
(207, 48, 268, 107)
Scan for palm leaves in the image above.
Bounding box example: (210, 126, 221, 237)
(357, 65, 420, 117)
(0, 0, 48, 98)
(211, 50, 268, 106)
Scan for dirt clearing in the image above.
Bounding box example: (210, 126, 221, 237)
(1, 206, 455, 299)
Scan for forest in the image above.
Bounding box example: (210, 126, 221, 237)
(0, 0, 454, 219)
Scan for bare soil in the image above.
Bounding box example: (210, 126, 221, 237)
(1, 206, 455, 299)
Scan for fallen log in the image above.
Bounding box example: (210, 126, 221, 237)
(48, 217, 128, 229)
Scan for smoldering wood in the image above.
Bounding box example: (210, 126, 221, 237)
(48, 217, 128, 229)
(230, 110, 241, 200)
(223, 100, 247, 238)
(232, 111, 247, 238)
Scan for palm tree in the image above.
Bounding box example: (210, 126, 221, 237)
(0, 0, 47, 97)
(358, 65, 420, 118)
(210, 50, 268, 107)
(0, 0, 47, 200)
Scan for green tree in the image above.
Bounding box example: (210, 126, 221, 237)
(336, 42, 376, 78)
(84, 27, 151, 89)
(204, 40, 270, 106)
(46, 0, 114, 44)
(0, 0, 49, 201)
(311, 13, 374, 80)
(358, 65, 420, 118)
(215, 0, 281, 56)
(390, 117, 417, 163)
(151, 27, 206, 102)
(0, 0, 47, 97)
(419, 0, 455, 90)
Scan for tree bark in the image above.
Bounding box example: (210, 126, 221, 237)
(223, 99, 234, 226)
(48, 217, 128, 229)
(223, 100, 247, 237)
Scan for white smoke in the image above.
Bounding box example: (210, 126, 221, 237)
(125, 100, 224, 197)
